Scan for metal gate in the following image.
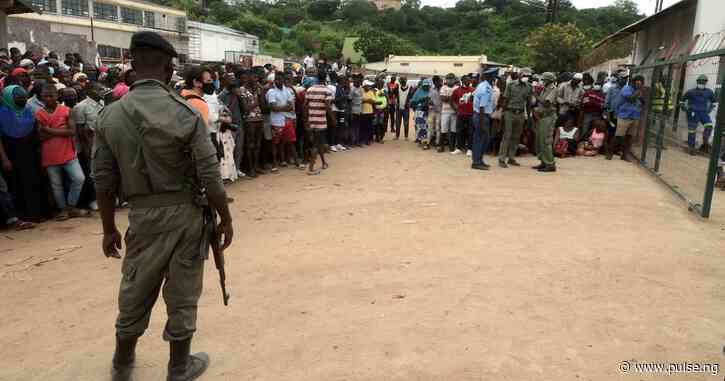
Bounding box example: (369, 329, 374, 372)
(630, 43, 725, 218)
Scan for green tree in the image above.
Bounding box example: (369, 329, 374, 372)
(526, 22, 591, 72)
(308, 0, 341, 20)
(341, 0, 378, 23)
(353, 25, 420, 62)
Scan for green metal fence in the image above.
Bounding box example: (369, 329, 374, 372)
(630, 48, 725, 218)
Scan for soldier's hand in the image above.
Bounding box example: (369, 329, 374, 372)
(103, 229, 123, 259)
(217, 220, 234, 251)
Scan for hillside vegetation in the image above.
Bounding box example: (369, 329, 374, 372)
(152, 0, 642, 71)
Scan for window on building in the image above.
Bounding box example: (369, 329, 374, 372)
(98, 45, 122, 59)
(176, 17, 187, 32)
(61, 0, 89, 16)
(121, 7, 143, 25)
(144, 11, 156, 28)
(94, 2, 118, 21)
(31, 0, 57, 13)
(400, 63, 409, 67)
(454, 63, 463, 67)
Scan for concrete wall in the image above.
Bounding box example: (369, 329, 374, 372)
(7, 18, 97, 63)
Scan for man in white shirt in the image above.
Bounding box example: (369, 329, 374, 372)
(266, 71, 301, 170)
(439, 73, 458, 152)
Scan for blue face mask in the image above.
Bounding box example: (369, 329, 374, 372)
(213, 80, 220, 90)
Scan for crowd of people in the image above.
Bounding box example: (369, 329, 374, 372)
(1, 43, 723, 231)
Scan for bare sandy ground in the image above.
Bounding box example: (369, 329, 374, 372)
(2, 139, 725, 381)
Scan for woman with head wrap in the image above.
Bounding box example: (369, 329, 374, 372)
(0, 85, 50, 222)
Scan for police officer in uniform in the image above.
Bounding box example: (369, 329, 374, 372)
(499, 67, 533, 168)
(532, 72, 558, 172)
(94, 31, 234, 381)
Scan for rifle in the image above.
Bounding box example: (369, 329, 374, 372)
(205, 206, 230, 306)
(192, 144, 231, 307)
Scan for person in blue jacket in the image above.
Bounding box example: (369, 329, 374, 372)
(681, 74, 717, 155)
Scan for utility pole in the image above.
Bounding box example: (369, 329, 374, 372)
(655, 0, 664, 13)
(546, 0, 560, 23)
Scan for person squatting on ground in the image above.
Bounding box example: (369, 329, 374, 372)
(94, 31, 234, 381)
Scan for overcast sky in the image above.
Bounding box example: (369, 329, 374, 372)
(419, 0, 682, 15)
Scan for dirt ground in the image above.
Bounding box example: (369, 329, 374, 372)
(2, 139, 725, 381)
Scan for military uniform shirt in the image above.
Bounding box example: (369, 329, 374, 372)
(503, 82, 533, 111)
(94, 79, 224, 233)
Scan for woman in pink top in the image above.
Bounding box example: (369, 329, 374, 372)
(577, 118, 609, 157)
(111, 69, 136, 100)
(36, 84, 89, 220)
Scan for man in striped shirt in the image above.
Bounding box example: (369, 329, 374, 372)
(304, 70, 335, 175)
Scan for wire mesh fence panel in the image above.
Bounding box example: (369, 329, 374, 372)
(630, 53, 725, 218)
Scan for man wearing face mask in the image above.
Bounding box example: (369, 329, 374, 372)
(604, 70, 628, 135)
(532, 72, 558, 172)
(607, 75, 645, 162)
(181, 66, 214, 126)
(681, 74, 718, 155)
(579, 74, 605, 138)
(94, 32, 233, 381)
(557, 72, 584, 126)
(498, 67, 533, 168)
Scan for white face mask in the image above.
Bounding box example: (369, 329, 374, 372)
(583, 85, 592, 90)
(520, 77, 529, 83)
(594, 85, 602, 91)
(697, 84, 706, 89)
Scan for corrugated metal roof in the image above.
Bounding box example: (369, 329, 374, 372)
(591, 0, 695, 49)
(4, 0, 39, 15)
(388, 55, 488, 63)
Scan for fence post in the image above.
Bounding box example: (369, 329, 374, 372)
(700, 68, 725, 218)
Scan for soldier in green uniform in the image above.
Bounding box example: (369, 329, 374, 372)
(93, 32, 234, 381)
(498, 67, 533, 168)
(532, 72, 558, 173)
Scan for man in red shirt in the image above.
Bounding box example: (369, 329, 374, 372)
(451, 75, 475, 155)
(36, 84, 89, 220)
(579, 75, 605, 138)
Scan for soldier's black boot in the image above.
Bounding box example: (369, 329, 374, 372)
(167, 339, 209, 381)
(621, 135, 633, 162)
(111, 335, 138, 381)
(605, 137, 619, 160)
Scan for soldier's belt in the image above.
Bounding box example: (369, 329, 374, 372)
(129, 191, 194, 209)
(505, 109, 525, 114)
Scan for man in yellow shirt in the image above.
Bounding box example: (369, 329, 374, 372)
(361, 80, 377, 145)
(373, 78, 388, 143)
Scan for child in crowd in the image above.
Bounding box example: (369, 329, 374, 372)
(36, 84, 89, 220)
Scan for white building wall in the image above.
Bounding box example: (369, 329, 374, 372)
(199, 28, 245, 62)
